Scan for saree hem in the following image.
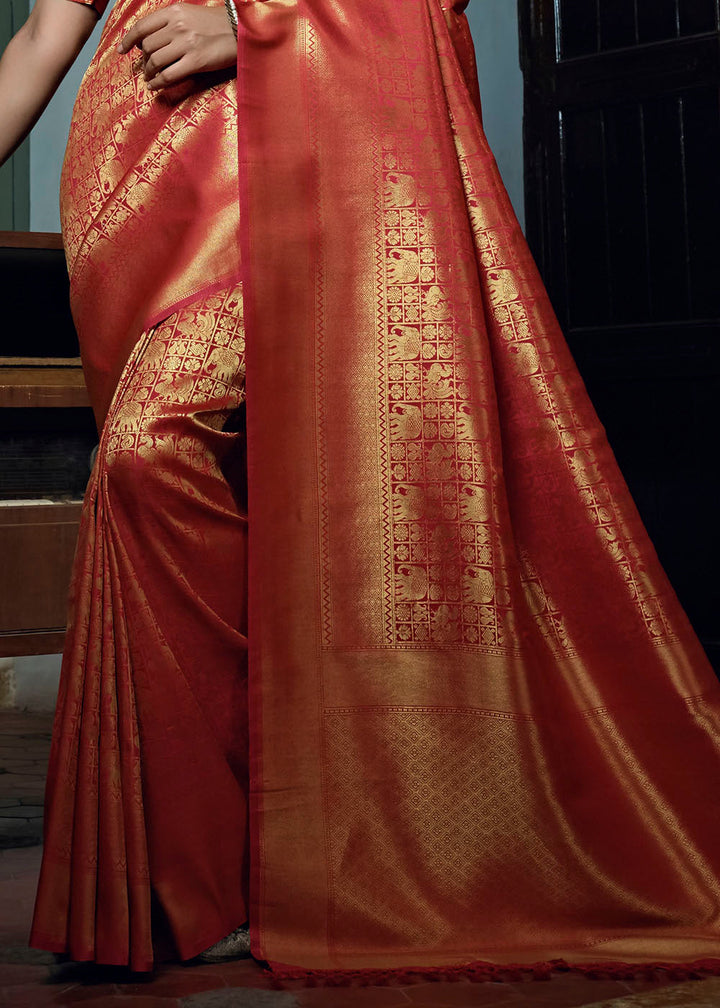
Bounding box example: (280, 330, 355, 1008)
(264, 956, 720, 987)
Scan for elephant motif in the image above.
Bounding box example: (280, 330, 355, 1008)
(205, 346, 242, 385)
(113, 399, 144, 434)
(392, 484, 424, 522)
(138, 343, 167, 372)
(388, 325, 421, 361)
(466, 194, 485, 234)
(459, 484, 490, 523)
(389, 404, 423, 441)
(463, 566, 494, 604)
(457, 403, 490, 441)
(508, 342, 540, 376)
(523, 577, 550, 617)
(386, 249, 420, 285)
(395, 564, 429, 601)
(384, 171, 417, 207)
(486, 267, 520, 308)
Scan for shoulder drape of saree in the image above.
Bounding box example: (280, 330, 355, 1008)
(238, 0, 720, 978)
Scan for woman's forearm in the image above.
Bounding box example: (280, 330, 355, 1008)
(0, 0, 98, 167)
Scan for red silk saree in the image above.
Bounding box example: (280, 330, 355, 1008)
(32, 0, 720, 982)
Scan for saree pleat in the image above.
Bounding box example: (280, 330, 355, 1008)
(32, 289, 251, 969)
(237, 0, 720, 975)
(33, 451, 153, 967)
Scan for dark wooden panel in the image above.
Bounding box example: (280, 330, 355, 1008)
(683, 88, 720, 315)
(603, 102, 651, 324)
(0, 407, 96, 500)
(637, 0, 680, 45)
(0, 233, 78, 359)
(679, 0, 719, 34)
(558, 0, 598, 59)
(0, 503, 82, 636)
(0, 231, 63, 249)
(521, 0, 720, 666)
(559, 0, 718, 56)
(562, 107, 612, 328)
(556, 36, 720, 106)
(599, 1, 638, 52)
(0, 631, 67, 658)
(0, 367, 88, 408)
(643, 95, 690, 322)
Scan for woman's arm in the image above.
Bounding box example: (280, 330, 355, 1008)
(0, 0, 98, 167)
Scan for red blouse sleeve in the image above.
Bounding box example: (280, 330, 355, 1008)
(66, 0, 108, 15)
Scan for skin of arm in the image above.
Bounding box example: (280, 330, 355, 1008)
(0, 0, 97, 167)
(0, 0, 236, 168)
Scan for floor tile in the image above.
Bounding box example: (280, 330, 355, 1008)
(180, 990, 299, 1006)
(47, 982, 123, 1003)
(0, 961, 51, 986)
(67, 999, 179, 1008)
(120, 968, 228, 998)
(579, 976, 720, 1007)
(51, 1000, 174, 1008)
(401, 980, 521, 1006)
(195, 960, 275, 989)
(298, 986, 411, 1006)
(504, 977, 641, 1006)
(0, 981, 82, 1006)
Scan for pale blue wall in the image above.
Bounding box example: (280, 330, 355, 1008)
(29, 0, 524, 232)
(467, 0, 525, 229)
(29, 2, 111, 232)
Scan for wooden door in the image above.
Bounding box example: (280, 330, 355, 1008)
(518, 1, 720, 668)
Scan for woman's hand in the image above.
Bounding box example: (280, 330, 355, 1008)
(118, 2, 237, 92)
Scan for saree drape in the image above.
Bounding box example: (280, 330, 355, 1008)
(237, 0, 720, 978)
(31, 0, 720, 981)
(31, 0, 250, 971)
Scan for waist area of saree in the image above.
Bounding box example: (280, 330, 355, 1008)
(62, 0, 241, 428)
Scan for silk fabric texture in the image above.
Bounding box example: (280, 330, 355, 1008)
(35, 0, 720, 978)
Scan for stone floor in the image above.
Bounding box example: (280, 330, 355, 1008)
(1, 710, 718, 1007)
(0, 710, 51, 849)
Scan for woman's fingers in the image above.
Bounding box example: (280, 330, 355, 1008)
(138, 28, 175, 60)
(118, 9, 170, 53)
(143, 40, 184, 82)
(146, 53, 196, 91)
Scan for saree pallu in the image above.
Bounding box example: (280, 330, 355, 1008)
(237, 0, 720, 979)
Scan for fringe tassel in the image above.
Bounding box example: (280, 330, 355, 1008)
(265, 956, 720, 988)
